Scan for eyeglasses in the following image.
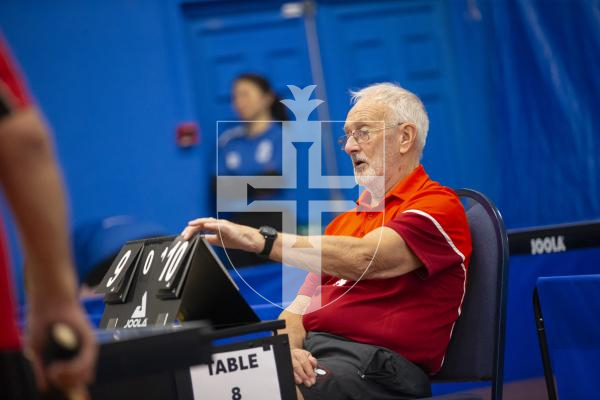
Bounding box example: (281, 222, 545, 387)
(337, 122, 402, 150)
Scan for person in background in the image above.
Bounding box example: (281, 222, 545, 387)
(0, 33, 97, 398)
(216, 73, 290, 267)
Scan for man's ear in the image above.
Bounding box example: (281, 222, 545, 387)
(399, 123, 417, 154)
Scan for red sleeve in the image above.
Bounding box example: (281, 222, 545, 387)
(297, 272, 321, 297)
(0, 33, 32, 119)
(386, 209, 468, 279)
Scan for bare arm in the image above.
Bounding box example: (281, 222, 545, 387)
(0, 107, 96, 393)
(277, 295, 311, 350)
(0, 108, 76, 300)
(269, 227, 422, 280)
(182, 218, 422, 281)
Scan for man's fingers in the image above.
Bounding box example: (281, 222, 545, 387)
(182, 218, 210, 239)
(187, 218, 209, 226)
(46, 325, 97, 390)
(181, 226, 199, 240)
(291, 350, 317, 387)
(182, 219, 224, 241)
(46, 351, 92, 389)
(203, 234, 221, 246)
(293, 371, 303, 385)
(204, 222, 219, 231)
(187, 217, 220, 227)
(74, 331, 97, 384)
(299, 358, 316, 385)
(291, 357, 310, 383)
(47, 361, 78, 389)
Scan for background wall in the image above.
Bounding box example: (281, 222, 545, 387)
(0, 0, 204, 301)
(1, 0, 599, 296)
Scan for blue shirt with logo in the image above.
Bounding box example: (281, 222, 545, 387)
(218, 123, 283, 177)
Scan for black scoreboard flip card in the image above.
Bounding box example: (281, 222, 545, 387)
(96, 242, 144, 304)
(157, 235, 195, 300)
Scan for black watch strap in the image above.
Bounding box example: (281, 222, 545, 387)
(258, 226, 277, 258)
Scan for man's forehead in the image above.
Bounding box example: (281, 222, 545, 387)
(345, 100, 388, 128)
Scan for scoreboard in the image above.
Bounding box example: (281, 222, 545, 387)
(96, 235, 259, 329)
(91, 234, 295, 399)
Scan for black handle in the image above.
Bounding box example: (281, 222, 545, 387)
(40, 323, 80, 400)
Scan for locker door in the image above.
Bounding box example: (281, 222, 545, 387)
(317, 0, 466, 187)
(182, 3, 313, 141)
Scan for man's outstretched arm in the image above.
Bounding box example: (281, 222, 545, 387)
(182, 217, 422, 281)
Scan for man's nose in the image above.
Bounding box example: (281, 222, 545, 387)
(344, 135, 360, 154)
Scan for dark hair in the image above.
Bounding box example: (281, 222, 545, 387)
(234, 73, 288, 121)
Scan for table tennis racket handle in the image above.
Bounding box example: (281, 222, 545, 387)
(41, 323, 80, 400)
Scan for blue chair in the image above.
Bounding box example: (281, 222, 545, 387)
(430, 189, 509, 400)
(534, 275, 600, 400)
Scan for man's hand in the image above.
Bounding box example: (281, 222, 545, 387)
(181, 217, 264, 253)
(26, 297, 97, 397)
(291, 348, 317, 387)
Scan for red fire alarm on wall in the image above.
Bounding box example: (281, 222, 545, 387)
(176, 122, 200, 148)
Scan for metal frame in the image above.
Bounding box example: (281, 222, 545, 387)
(90, 320, 294, 400)
(178, 320, 296, 400)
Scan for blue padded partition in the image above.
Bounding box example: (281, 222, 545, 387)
(73, 216, 165, 283)
(536, 275, 600, 399)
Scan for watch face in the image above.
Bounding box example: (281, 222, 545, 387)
(260, 226, 277, 238)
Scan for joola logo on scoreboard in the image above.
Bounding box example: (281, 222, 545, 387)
(216, 85, 385, 311)
(124, 291, 148, 328)
(530, 235, 567, 255)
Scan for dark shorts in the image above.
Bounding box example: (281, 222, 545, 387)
(298, 332, 431, 400)
(0, 350, 38, 400)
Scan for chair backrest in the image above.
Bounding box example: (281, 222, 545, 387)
(432, 189, 509, 400)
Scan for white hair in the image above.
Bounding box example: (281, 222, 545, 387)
(350, 83, 429, 156)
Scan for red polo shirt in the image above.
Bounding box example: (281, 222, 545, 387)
(0, 34, 32, 350)
(299, 165, 472, 374)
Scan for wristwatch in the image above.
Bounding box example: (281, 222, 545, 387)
(258, 226, 278, 258)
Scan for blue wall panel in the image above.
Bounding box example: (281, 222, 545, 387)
(316, 0, 497, 200)
(182, 4, 313, 130)
(0, 0, 203, 302)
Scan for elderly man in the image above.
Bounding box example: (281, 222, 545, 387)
(183, 83, 472, 399)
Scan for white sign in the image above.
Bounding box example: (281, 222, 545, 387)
(190, 346, 281, 400)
